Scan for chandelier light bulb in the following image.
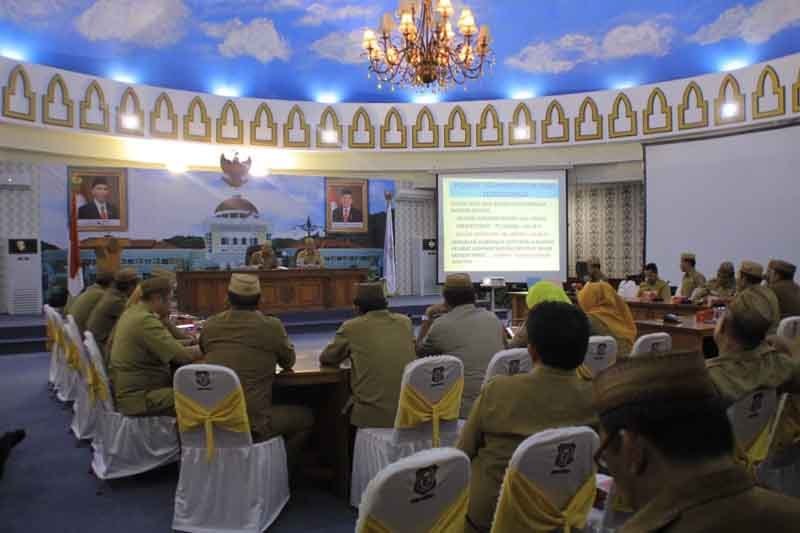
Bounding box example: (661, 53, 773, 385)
(436, 0, 454, 18)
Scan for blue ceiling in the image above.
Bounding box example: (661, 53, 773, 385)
(1, 0, 799, 103)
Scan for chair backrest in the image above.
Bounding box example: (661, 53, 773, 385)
(66, 315, 94, 373)
(582, 336, 617, 376)
(631, 333, 672, 357)
(173, 364, 252, 449)
(727, 388, 778, 457)
(357, 448, 470, 533)
(394, 355, 463, 445)
(483, 348, 533, 386)
(84, 331, 116, 412)
(777, 316, 800, 340)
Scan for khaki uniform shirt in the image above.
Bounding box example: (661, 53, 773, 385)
(320, 310, 415, 428)
(201, 310, 295, 438)
(87, 288, 128, 363)
(249, 250, 277, 269)
(770, 279, 800, 319)
(741, 284, 781, 334)
(637, 279, 671, 302)
(679, 270, 706, 298)
(692, 278, 736, 303)
(109, 303, 189, 416)
(296, 249, 324, 268)
(69, 284, 106, 334)
(621, 465, 800, 533)
(418, 304, 506, 418)
(457, 367, 597, 531)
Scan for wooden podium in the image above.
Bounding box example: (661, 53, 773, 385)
(176, 269, 369, 316)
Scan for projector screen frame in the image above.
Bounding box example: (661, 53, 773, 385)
(435, 170, 570, 285)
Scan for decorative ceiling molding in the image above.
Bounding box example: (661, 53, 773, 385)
(714, 74, 745, 125)
(575, 97, 603, 141)
(150, 92, 178, 139)
(216, 99, 244, 144)
(42, 74, 73, 128)
(183, 96, 211, 142)
(116, 87, 145, 136)
(509, 102, 535, 145)
(250, 102, 278, 147)
(477, 104, 504, 147)
(79, 80, 109, 132)
(283, 104, 310, 148)
(752, 65, 785, 119)
(444, 106, 471, 148)
(677, 81, 709, 130)
(380, 107, 408, 149)
(643, 87, 672, 135)
(3, 65, 36, 122)
(412, 107, 439, 149)
(348, 106, 375, 149)
(542, 100, 569, 144)
(609, 93, 638, 138)
(316, 106, 342, 148)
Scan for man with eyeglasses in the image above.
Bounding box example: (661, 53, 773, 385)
(592, 352, 800, 532)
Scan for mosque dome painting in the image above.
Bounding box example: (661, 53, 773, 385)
(204, 194, 270, 268)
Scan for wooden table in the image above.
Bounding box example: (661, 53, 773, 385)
(636, 317, 716, 354)
(625, 298, 705, 321)
(177, 268, 368, 316)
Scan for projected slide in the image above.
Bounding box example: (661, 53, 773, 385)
(438, 171, 567, 283)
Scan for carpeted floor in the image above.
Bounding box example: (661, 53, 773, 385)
(0, 344, 358, 532)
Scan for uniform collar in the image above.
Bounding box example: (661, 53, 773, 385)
(533, 364, 580, 378)
(447, 303, 477, 315)
(711, 342, 772, 364)
(364, 309, 391, 317)
(622, 465, 754, 532)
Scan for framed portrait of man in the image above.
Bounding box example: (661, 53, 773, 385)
(68, 167, 128, 232)
(326, 178, 368, 234)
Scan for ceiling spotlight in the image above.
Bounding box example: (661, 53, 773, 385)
(111, 73, 137, 84)
(321, 129, 338, 144)
(213, 85, 240, 98)
(721, 102, 739, 118)
(316, 92, 340, 104)
(510, 89, 535, 100)
(166, 161, 188, 174)
(412, 93, 439, 104)
(0, 48, 26, 62)
(513, 126, 530, 141)
(720, 59, 749, 72)
(121, 114, 140, 129)
(613, 81, 636, 90)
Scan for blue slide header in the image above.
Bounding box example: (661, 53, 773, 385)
(448, 180, 559, 199)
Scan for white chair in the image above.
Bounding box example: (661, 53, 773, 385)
(351, 355, 464, 508)
(631, 332, 672, 356)
(617, 280, 639, 299)
(579, 336, 617, 379)
(777, 317, 800, 340)
(483, 348, 533, 386)
(43, 305, 61, 389)
(55, 314, 82, 404)
(172, 364, 289, 533)
(86, 331, 180, 480)
(727, 389, 785, 472)
(65, 315, 97, 441)
(491, 426, 599, 533)
(356, 448, 470, 533)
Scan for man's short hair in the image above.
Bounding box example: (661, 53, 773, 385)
(527, 301, 589, 370)
(48, 286, 68, 308)
(354, 295, 388, 314)
(341, 189, 353, 197)
(600, 396, 734, 463)
(644, 263, 658, 273)
(443, 286, 475, 307)
(726, 308, 768, 349)
(91, 177, 109, 189)
(114, 279, 138, 293)
(228, 291, 261, 310)
(683, 257, 696, 267)
(741, 272, 762, 286)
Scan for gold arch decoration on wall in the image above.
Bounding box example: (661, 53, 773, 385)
(380, 107, 407, 149)
(183, 96, 211, 142)
(116, 87, 145, 136)
(542, 100, 569, 143)
(42, 73, 73, 127)
(476, 104, 504, 147)
(642, 88, 673, 134)
(508, 102, 535, 145)
(444, 105, 471, 147)
(216, 100, 244, 144)
(316, 106, 343, 148)
(574, 97, 603, 141)
(283, 105, 310, 148)
(793, 68, 800, 113)
(714, 74, 746, 125)
(250, 102, 278, 146)
(412, 106, 440, 148)
(348, 107, 375, 149)
(2, 65, 36, 122)
(79, 80, 109, 131)
(677, 81, 709, 130)
(609, 93, 638, 138)
(752, 65, 785, 119)
(150, 93, 178, 139)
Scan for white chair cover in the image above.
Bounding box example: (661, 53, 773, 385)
(43, 305, 60, 387)
(351, 356, 464, 508)
(65, 315, 97, 441)
(87, 331, 179, 480)
(777, 317, 800, 340)
(583, 336, 617, 377)
(54, 312, 79, 403)
(483, 348, 533, 386)
(172, 364, 289, 533)
(727, 389, 779, 464)
(631, 333, 672, 357)
(617, 280, 639, 299)
(356, 448, 470, 533)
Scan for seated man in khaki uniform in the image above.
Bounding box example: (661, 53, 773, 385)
(87, 268, 140, 364)
(295, 238, 324, 268)
(201, 274, 313, 469)
(109, 278, 200, 416)
(678, 252, 706, 299)
(248, 242, 278, 269)
(637, 263, 671, 301)
(693, 261, 736, 305)
(593, 352, 800, 532)
(458, 302, 596, 532)
(736, 260, 780, 334)
(124, 267, 192, 346)
(320, 283, 415, 428)
(69, 269, 114, 334)
(417, 273, 506, 418)
(767, 259, 800, 319)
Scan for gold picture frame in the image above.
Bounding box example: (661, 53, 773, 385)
(325, 178, 369, 234)
(68, 167, 129, 233)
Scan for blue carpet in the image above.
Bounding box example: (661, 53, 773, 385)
(0, 352, 357, 532)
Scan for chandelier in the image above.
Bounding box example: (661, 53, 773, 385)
(361, 0, 493, 92)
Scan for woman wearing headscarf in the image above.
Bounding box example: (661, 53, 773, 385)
(508, 281, 572, 348)
(577, 281, 637, 357)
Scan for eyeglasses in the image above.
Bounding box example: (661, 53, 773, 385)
(594, 429, 620, 470)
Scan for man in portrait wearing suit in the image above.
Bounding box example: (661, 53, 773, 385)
(332, 189, 363, 223)
(78, 177, 118, 220)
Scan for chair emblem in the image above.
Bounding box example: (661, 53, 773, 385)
(748, 391, 764, 418)
(652, 341, 666, 353)
(596, 343, 607, 356)
(194, 371, 211, 389)
(508, 359, 521, 375)
(413, 465, 438, 497)
(431, 366, 445, 385)
(555, 442, 576, 469)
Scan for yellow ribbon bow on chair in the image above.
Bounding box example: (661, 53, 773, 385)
(174, 387, 251, 461)
(491, 469, 596, 533)
(360, 487, 469, 533)
(576, 365, 593, 381)
(85, 363, 109, 406)
(65, 340, 82, 375)
(396, 377, 464, 447)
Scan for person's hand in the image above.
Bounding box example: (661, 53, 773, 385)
(425, 303, 449, 320)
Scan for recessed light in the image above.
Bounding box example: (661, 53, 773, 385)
(513, 126, 530, 140)
(316, 92, 340, 104)
(613, 81, 636, 90)
(510, 89, 535, 100)
(0, 48, 26, 62)
(721, 102, 739, 118)
(121, 114, 140, 129)
(111, 73, 137, 84)
(213, 85, 240, 98)
(321, 129, 338, 144)
(412, 93, 439, 104)
(720, 59, 750, 72)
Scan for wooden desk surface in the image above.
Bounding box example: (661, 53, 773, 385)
(636, 316, 716, 335)
(274, 350, 349, 386)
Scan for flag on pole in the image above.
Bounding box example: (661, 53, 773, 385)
(67, 189, 84, 297)
(383, 192, 397, 295)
